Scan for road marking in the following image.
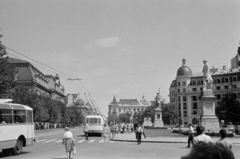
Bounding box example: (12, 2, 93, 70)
(42, 139, 58, 143)
(88, 139, 95, 143)
(56, 140, 62, 143)
(77, 139, 85, 143)
(99, 139, 104, 143)
(36, 139, 47, 143)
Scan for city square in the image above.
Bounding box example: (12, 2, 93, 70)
(1, 0, 240, 159)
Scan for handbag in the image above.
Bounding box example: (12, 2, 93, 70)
(72, 146, 77, 155)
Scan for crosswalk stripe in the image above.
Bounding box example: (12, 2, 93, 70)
(36, 139, 47, 143)
(99, 139, 104, 143)
(56, 140, 62, 143)
(42, 139, 58, 143)
(77, 139, 85, 143)
(88, 139, 95, 143)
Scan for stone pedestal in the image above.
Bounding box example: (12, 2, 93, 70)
(143, 117, 153, 127)
(199, 89, 220, 132)
(153, 107, 164, 127)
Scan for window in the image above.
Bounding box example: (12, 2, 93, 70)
(0, 110, 13, 124)
(193, 103, 198, 109)
(233, 77, 237, 82)
(178, 89, 180, 93)
(183, 96, 187, 101)
(183, 88, 186, 92)
(192, 96, 197, 101)
(217, 79, 221, 83)
(26, 111, 33, 123)
(192, 111, 197, 115)
(216, 94, 221, 100)
(178, 96, 181, 101)
(192, 88, 197, 92)
(183, 103, 187, 109)
(216, 86, 221, 90)
(200, 87, 203, 91)
(179, 111, 181, 116)
(224, 86, 228, 89)
(200, 81, 203, 85)
(225, 78, 229, 82)
(183, 81, 186, 86)
(14, 110, 26, 123)
(192, 81, 196, 85)
(233, 85, 237, 89)
(178, 103, 181, 109)
(184, 111, 187, 117)
(178, 82, 181, 86)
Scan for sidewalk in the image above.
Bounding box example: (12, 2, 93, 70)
(111, 133, 240, 144)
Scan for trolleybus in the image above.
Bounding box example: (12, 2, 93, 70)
(85, 115, 107, 135)
(0, 99, 34, 156)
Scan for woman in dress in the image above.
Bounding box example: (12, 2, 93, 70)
(103, 124, 109, 141)
(62, 127, 74, 159)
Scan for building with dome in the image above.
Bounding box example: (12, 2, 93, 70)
(169, 52, 240, 126)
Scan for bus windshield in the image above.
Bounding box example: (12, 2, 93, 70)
(86, 118, 101, 124)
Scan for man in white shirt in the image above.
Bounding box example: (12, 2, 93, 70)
(186, 124, 194, 148)
(193, 126, 212, 145)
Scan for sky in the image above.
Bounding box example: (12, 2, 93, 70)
(0, 0, 240, 116)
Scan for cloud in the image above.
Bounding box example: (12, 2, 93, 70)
(94, 37, 120, 48)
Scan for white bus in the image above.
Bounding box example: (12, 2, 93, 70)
(85, 115, 107, 134)
(0, 99, 34, 156)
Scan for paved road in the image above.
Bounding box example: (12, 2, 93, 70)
(1, 127, 240, 159)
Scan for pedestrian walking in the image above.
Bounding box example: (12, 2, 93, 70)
(103, 124, 109, 141)
(186, 124, 194, 148)
(136, 124, 143, 145)
(216, 128, 232, 150)
(84, 122, 89, 140)
(62, 127, 75, 159)
(193, 126, 212, 145)
(110, 122, 116, 139)
(140, 124, 146, 138)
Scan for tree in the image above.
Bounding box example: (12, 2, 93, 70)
(162, 105, 176, 125)
(217, 93, 240, 125)
(0, 33, 18, 98)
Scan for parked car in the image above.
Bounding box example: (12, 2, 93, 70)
(222, 125, 236, 133)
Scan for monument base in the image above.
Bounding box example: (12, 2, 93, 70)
(201, 116, 220, 132)
(143, 117, 153, 127)
(153, 120, 164, 128)
(199, 89, 220, 132)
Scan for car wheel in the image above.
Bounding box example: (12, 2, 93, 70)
(12, 137, 23, 155)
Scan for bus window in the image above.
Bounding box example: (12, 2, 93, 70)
(27, 111, 33, 123)
(86, 118, 90, 124)
(14, 110, 26, 123)
(0, 110, 13, 124)
(97, 118, 101, 124)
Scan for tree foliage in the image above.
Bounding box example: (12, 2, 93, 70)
(216, 93, 240, 125)
(0, 33, 18, 98)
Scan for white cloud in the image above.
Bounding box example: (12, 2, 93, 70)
(94, 36, 120, 48)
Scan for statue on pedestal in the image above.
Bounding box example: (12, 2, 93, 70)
(202, 59, 213, 90)
(155, 92, 162, 108)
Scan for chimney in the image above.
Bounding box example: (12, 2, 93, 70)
(223, 66, 226, 70)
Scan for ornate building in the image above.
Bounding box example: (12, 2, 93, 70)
(169, 55, 240, 126)
(9, 57, 65, 103)
(108, 95, 151, 117)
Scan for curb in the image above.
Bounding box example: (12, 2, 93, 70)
(111, 139, 187, 144)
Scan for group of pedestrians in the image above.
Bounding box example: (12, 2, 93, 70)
(182, 125, 235, 159)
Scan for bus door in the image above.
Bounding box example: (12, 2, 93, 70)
(26, 111, 34, 145)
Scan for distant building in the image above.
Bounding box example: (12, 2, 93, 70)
(66, 94, 80, 106)
(108, 95, 151, 117)
(169, 54, 240, 125)
(8, 57, 65, 103)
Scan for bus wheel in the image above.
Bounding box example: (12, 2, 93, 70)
(2, 148, 13, 156)
(12, 137, 23, 155)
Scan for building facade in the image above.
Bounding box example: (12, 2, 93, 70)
(169, 55, 240, 126)
(9, 57, 65, 103)
(108, 96, 151, 118)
